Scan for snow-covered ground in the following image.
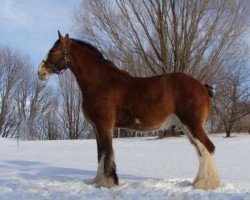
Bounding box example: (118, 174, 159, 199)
(0, 134, 250, 200)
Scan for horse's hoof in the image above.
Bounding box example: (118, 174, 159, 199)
(96, 177, 118, 188)
(192, 179, 220, 190)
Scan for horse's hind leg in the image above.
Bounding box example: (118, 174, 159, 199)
(93, 121, 118, 188)
(182, 124, 220, 190)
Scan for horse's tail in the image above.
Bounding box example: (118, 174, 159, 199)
(204, 84, 214, 98)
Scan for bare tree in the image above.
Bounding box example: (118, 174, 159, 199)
(236, 114, 250, 134)
(27, 79, 56, 139)
(72, 0, 250, 137)
(0, 46, 92, 140)
(38, 96, 60, 140)
(213, 65, 250, 137)
(73, 0, 249, 83)
(14, 68, 57, 140)
(0, 46, 59, 139)
(0, 47, 25, 137)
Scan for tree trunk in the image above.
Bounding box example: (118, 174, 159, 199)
(226, 130, 231, 137)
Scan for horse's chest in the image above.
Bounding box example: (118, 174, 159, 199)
(81, 94, 117, 123)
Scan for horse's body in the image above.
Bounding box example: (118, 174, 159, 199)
(38, 32, 220, 190)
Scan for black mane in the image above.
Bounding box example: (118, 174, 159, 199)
(71, 38, 106, 60)
(51, 38, 113, 64)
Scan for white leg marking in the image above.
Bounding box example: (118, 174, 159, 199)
(135, 118, 141, 124)
(93, 154, 116, 188)
(94, 155, 105, 182)
(192, 139, 220, 189)
(181, 125, 220, 190)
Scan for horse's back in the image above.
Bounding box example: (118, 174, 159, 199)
(126, 72, 209, 106)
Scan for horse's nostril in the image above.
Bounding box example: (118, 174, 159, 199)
(38, 74, 43, 80)
(38, 72, 47, 81)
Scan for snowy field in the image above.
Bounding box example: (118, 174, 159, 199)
(0, 134, 250, 200)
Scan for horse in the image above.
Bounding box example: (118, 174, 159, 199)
(38, 31, 220, 190)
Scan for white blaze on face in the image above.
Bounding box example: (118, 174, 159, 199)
(38, 53, 51, 81)
(38, 53, 49, 71)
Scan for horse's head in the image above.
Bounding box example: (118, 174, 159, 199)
(38, 31, 70, 81)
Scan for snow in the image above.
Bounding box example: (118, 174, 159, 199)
(0, 134, 250, 200)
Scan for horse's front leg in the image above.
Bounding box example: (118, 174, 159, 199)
(92, 121, 118, 188)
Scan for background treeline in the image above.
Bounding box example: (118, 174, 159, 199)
(1, 0, 249, 139)
(0, 47, 92, 140)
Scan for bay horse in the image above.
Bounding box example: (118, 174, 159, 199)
(38, 31, 220, 190)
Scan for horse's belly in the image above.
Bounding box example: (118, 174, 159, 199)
(116, 113, 180, 131)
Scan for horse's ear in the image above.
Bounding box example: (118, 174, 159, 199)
(65, 33, 69, 40)
(58, 30, 62, 40)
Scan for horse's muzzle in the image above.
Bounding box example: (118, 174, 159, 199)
(38, 63, 51, 81)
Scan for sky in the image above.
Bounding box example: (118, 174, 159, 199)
(0, 0, 249, 74)
(0, 0, 81, 68)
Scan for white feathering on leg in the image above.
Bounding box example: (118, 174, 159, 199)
(193, 139, 220, 190)
(94, 154, 116, 188)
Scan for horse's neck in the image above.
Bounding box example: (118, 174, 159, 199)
(68, 43, 125, 94)
(69, 51, 98, 89)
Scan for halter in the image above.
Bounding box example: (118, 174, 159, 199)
(42, 47, 69, 74)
